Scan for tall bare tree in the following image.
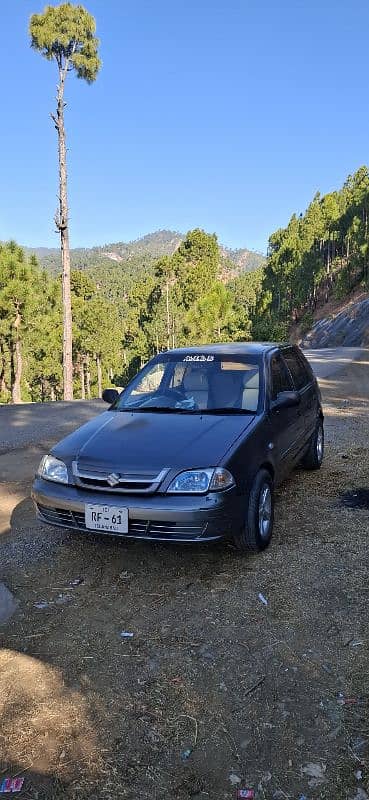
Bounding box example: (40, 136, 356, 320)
(29, 3, 101, 399)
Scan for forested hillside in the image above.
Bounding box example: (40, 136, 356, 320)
(26, 229, 265, 278)
(0, 230, 263, 403)
(2, 167, 369, 404)
(254, 166, 369, 339)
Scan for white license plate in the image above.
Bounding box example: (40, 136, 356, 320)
(85, 504, 128, 533)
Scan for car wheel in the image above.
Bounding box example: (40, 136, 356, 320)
(301, 419, 324, 470)
(233, 468, 274, 553)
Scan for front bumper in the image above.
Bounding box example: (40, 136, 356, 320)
(32, 477, 243, 543)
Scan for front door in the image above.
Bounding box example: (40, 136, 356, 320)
(267, 352, 305, 477)
(282, 347, 317, 447)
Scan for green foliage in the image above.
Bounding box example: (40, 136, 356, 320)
(0, 229, 266, 403)
(0, 246, 124, 403)
(29, 2, 101, 82)
(0, 243, 48, 402)
(183, 282, 242, 345)
(257, 166, 369, 339)
(26, 229, 265, 280)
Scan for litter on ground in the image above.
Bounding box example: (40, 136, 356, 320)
(0, 777, 24, 793)
(258, 592, 268, 606)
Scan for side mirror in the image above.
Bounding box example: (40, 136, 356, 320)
(102, 388, 119, 405)
(272, 390, 301, 410)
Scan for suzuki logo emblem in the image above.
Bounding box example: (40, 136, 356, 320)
(107, 472, 120, 487)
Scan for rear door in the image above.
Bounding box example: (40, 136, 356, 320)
(267, 351, 304, 477)
(297, 349, 320, 438)
(282, 347, 317, 447)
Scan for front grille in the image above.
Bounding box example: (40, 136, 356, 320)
(37, 504, 206, 541)
(72, 463, 168, 494)
(78, 477, 153, 492)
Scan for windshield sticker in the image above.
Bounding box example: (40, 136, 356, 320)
(183, 355, 214, 362)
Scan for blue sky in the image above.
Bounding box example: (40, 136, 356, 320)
(1, 0, 369, 252)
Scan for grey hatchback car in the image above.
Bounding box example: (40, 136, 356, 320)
(32, 343, 324, 552)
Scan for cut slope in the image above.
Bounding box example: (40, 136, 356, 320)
(301, 293, 369, 348)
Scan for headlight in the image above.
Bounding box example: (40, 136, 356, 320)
(38, 455, 69, 484)
(167, 468, 234, 494)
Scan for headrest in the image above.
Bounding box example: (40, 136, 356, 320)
(183, 368, 208, 392)
(210, 371, 243, 405)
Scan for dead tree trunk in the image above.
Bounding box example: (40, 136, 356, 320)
(52, 62, 73, 400)
(11, 309, 22, 404)
(79, 360, 85, 400)
(96, 354, 102, 398)
(0, 339, 8, 396)
(166, 281, 170, 350)
(85, 356, 91, 399)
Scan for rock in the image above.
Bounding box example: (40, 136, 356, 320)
(350, 789, 369, 800)
(198, 644, 215, 661)
(301, 762, 326, 787)
(229, 773, 241, 786)
(0, 583, 19, 625)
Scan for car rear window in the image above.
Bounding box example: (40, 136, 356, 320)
(283, 348, 311, 390)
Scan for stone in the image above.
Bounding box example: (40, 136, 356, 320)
(0, 583, 19, 625)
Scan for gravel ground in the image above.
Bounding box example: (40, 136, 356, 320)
(0, 400, 102, 454)
(0, 354, 368, 800)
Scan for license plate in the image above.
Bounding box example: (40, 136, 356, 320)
(85, 504, 128, 533)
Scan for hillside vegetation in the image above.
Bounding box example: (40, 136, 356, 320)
(26, 229, 265, 281)
(2, 167, 369, 404)
(0, 230, 264, 403)
(255, 165, 369, 339)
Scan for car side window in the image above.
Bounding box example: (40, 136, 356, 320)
(282, 348, 310, 391)
(270, 353, 293, 400)
(297, 351, 315, 383)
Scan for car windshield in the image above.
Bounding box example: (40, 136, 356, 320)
(115, 353, 261, 413)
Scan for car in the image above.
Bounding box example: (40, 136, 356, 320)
(32, 342, 324, 553)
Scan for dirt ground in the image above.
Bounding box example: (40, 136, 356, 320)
(1, 357, 369, 800)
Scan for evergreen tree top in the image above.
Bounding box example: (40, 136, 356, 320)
(29, 2, 101, 82)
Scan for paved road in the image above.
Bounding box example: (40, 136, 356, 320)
(0, 399, 103, 454)
(304, 346, 366, 378)
(0, 348, 366, 453)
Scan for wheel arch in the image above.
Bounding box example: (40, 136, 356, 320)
(258, 461, 275, 482)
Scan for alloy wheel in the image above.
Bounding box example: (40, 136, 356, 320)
(258, 484, 272, 540)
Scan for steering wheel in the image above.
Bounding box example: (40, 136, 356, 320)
(160, 388, 186, 402)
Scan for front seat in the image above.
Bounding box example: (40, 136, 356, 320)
(209, 371, 243, 408)
(182, 367, 209, 408)
(242, 369, 259, 411)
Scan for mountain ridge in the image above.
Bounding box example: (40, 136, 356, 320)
(25, 229, 265, 276)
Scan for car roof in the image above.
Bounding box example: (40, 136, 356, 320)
(167, 342, 290, 357)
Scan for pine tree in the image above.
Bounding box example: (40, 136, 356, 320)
(29, 3, 101, 400)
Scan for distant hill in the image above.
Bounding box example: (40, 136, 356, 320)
(25, 229, 265, 278)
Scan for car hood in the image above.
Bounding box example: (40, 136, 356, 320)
(52, 410, 255, 471)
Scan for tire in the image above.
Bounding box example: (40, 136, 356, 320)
(301, 419, 324, 470)
(233, 468, 274, 553)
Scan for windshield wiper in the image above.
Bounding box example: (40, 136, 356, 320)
(118, 406, 191, 413)
(201, 407, 254, 415)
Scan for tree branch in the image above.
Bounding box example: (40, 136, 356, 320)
(50, 112, 59, 129)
